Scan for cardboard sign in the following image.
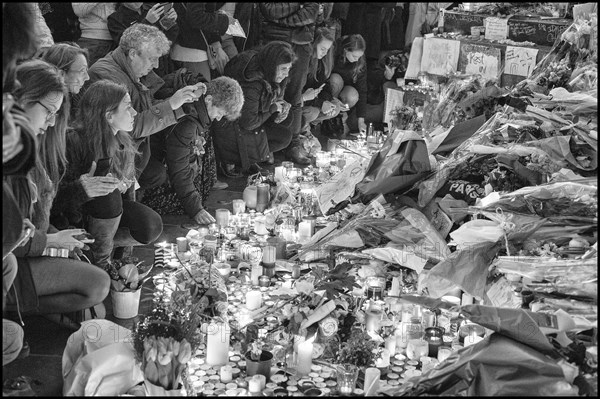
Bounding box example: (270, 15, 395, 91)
(484, 17, 509, 41)
(420, 38, 460, 76)
(383, 87, 405, 125)
(459, 43, 501, 81)
(505, 46, 539, 77)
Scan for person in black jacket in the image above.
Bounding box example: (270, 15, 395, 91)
(140, 75, 244, 226)
(171, 3, 234, 81)
(212, 41, 296, 175)
(259, 3, 321, 165)
(107, 2, 179, 78)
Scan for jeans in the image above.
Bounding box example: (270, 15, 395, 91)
(283, 43, 312, 147)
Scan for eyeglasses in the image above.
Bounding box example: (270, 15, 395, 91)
(36, 101, 59, 122)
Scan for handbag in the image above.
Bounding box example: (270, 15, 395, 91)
(200, 29, 220, 73)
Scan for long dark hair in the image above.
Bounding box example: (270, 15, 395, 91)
(308, 27, 336, 82)
(41, 42, 89, 78)
(257, 41, 297, 94)
(14, 60, 69, 186)
(74, 80, 138, 181)
(335, 34, 366, 83)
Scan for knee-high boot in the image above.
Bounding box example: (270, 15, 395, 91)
(86, 214, 122, 270)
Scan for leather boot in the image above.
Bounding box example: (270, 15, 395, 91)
(86, 214, 122, 271)
(112, 227, 141, 261)
(286, 145, 311, 165)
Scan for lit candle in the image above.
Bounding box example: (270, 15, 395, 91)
(243, 185, 258, 210)
(206, 321, 230, 366)
(246, 290, 262, 310)
(256, 183, 270, 213)
(254, 216, 268, 235)
(220, 365, 233, 383)
(463, 332, 484, 347)
(385, 335, 397, 356)
(262, 245, 276, 266)
(375, 348, 390, 368)
(248, 375, 263, 393)
(274, 166, 285, 182)
(364, 367, 380, 396)
(297, 221, 313, 238)
(232, 199, 246, 215)
(215, 209, 230, 228)
(297, 339, 314, 376)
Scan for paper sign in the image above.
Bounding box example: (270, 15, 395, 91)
(484, 17, 509, 41)
(459, 43, 501, 81)
(383, 87, 404, 125)
(314, 159, 368, 215)
(504, 46, 539, 77)
(420, 38, 460, 76)
(405, 37, 424, 79)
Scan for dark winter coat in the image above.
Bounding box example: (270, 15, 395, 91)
(107, 4, 179, 45)
(259, 3, 320, 45)
(212, 50, 292, 170)
(174, 3, 230, 50)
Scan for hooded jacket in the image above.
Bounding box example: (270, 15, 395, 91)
(212, 50, 291, 169)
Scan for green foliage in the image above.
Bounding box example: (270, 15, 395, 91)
(336, 328, 380, 368)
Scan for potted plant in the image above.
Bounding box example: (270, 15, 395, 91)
(335, 328, 381, 394)
(244, 332, 273, 378)
(106, 257, 153, 319)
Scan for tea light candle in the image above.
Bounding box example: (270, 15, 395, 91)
(246, 290, 262, 310)
(297, 340, 313, 376)
(220, 365, 233, 383)
(206, 322, 231, 366)
(364, 367, 380, 396)
(249, 375, 263, 393)
(215, 209, 230, 228)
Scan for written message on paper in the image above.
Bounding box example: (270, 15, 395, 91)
(459, 43, 501, 81)
(420, 38, 460, 76)
(484, 17, 509, 41)
(505, 46, 539, 77)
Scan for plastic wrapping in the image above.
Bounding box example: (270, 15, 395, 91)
(356, 130, 432, 196)
(393, 333, 573, 396)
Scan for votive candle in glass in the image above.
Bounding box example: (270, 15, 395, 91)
(215, 209, 230, 228)
(232, 199, 246, 215)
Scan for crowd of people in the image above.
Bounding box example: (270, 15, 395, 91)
(3, 2, 455, 369)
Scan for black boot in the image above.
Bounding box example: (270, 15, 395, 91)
(86, 214, 122, 270)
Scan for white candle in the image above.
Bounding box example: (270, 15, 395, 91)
(251, 265, 263, 286)
(297, 221, 313, 238)
(215, 208, 230, 228)
(461, 292, 474, 306)
(274, 166, 285, 182)
(464, 332, 484, 347)
(206, 322, 230, 366)
(364, 367, 380, 396)
(385, 335, 397, 356)
(248, 375, 263, 393)
(297, 340, 313, 376)
(246, 290, 262, 310)
(220, 365, 233, 383)
(437, 347, 452, 363)
(389, 277, 401, 296)
(376, 348, 390, 368)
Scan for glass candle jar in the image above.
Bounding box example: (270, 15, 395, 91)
(336, 364, 359, 395)
(423, 326, 444, 358)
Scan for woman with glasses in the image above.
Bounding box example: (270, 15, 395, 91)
(4, 59, 110, 330)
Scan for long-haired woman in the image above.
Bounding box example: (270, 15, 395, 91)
(212, 41, 297, 175)
(5, 60, 110, 330)
(54, 79, 163, 270)
(324, 34, 368, 134)
(300, 26, 346, 136)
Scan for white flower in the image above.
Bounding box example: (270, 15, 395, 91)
(295, 280, 314, 296)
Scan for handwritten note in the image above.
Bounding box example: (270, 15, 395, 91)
(459, 43, 501, 81)
(484, 17, 509, 41)
(505, 46, 539, 77)
(420, 38, 460, 76)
